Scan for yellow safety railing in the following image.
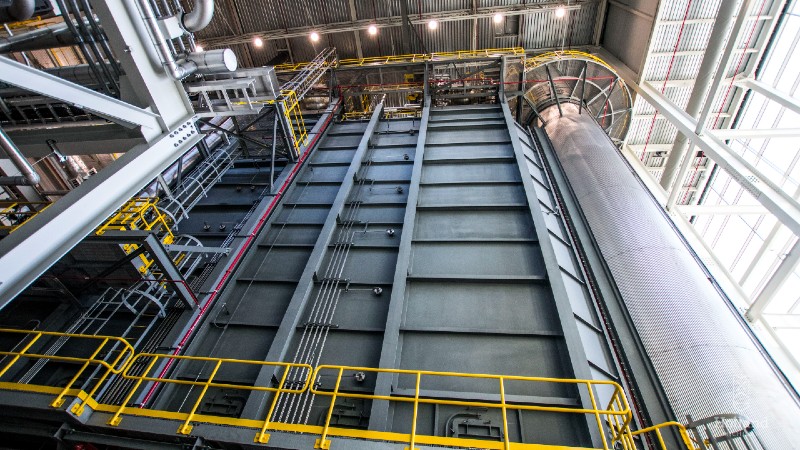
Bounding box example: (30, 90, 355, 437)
(95, 197, 177, 274)
(275, 47, 526, 72)
(310, 365, 635, 450)
(631, 422, 698, 450)
(106, 353, 312, 440)
(0, 328, 134, 416)
(0, 201, 51, 233)
(0, 329, 695, 450)
(524, 50, 614, 73)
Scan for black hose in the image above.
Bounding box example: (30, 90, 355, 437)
(53, 0, 111, 96)
(65, 0, 119, 95)
(77, 0, 122, 79)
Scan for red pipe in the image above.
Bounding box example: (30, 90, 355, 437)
(140, 99, 342, 406)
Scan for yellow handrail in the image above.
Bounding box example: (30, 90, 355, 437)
(0, 328, 695, 449)
(95, 197, 178, 274)
(309, 364, 633, 450)
(524, 50, 615, 73)
(631, 421, 697, 450)
(0, 328, 134, 415)
(0, 201, 51, 233)
(107, 352, 313, 439)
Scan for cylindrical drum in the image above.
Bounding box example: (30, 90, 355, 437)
(543, 103, 800, 447)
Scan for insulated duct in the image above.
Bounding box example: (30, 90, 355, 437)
(542, 103, 800, 447)
(133, 0, 195, 79)
(181, 0, 213, 32)
(0, 127, 40, 186)
(0, 0, 34, 23)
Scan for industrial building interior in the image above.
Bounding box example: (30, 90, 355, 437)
(0, 0, 798, 448)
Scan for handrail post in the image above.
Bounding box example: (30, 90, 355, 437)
(587, 381, 609, 450)
(73, 341, 134, 416)
(178, 358, 223, 435)
(255, 363, 293, 444)
(108, 356, 159, 426)
(52, 338, 108, 408)
(655, 428, 667, 449)
(315, 367, 343, 449)
(0, 332, 42, 378)
(407, 372, 421, 450)
(500, 377, 511, 450)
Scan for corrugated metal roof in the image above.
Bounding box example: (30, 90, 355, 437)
(192, 0, 600, 65)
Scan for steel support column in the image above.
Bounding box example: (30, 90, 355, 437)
(0, 56, 162, 133)
(0, 115, 201, 306)
(501, 101, 601, 446)
(369, 98, 430, 430)
(736, 77, 800, 116)
(746, 238, 800, 321)
(659, 0, 749, 190)
(632, 79, 800, 237)
(240, 102, 386, 419)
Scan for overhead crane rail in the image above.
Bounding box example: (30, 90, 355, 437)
(0, 328, 696, 450)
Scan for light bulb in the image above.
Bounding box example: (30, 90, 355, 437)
(428, 19, 438, 30)
(310, 31, 320, 42)
(253, 37, 263, 47)
(368, 24, 378, 35)
(493, 12, 503, 24)
(195, 45, 204, 52)
(555, 7, 566, 18)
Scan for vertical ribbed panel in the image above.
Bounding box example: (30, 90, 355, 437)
(543, 104, 800, 448)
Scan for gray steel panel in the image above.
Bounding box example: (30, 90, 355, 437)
(274, 205, 331, 224)
(347, 205, 406, 224)
(425, 128, 511, 145)
(239, 247, 313, 280)
(398, 333, 572, 395)
(261, 225, 324, 246)
(403, 281, 560, 334)
(420, 161, 521, 183)
(414, 210, 534, 240)
(418, 184, 526, 206)
(320, 248, 399, 284)
(297, 165, 350, 182)
(304, 285, 391, 330)
(424, 143, 513, 160)
(348, 182, 410, 204)
(410, 242, 545, 277)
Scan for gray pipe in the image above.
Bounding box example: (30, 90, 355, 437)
(0, 127, 40, 186)
(660, 0, 753, 191)
(133, 0, 196, 79)
(0, 21, 76, 53)
(181, 0, 214, 32)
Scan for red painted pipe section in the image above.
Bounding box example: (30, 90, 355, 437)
(140, 100, 341, 406)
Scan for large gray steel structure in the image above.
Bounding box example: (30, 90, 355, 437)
(0, 1, 800, 448)
(0, 91, 797, 448)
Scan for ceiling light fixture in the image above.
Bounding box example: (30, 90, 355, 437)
(310, 31, 320, 42)
(253, 37, 263, 47)
(428, 19, 438, 30)
(493, 12, 503, 24)
(368, 24, 378, 35)
(555, 7, 566, 18)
